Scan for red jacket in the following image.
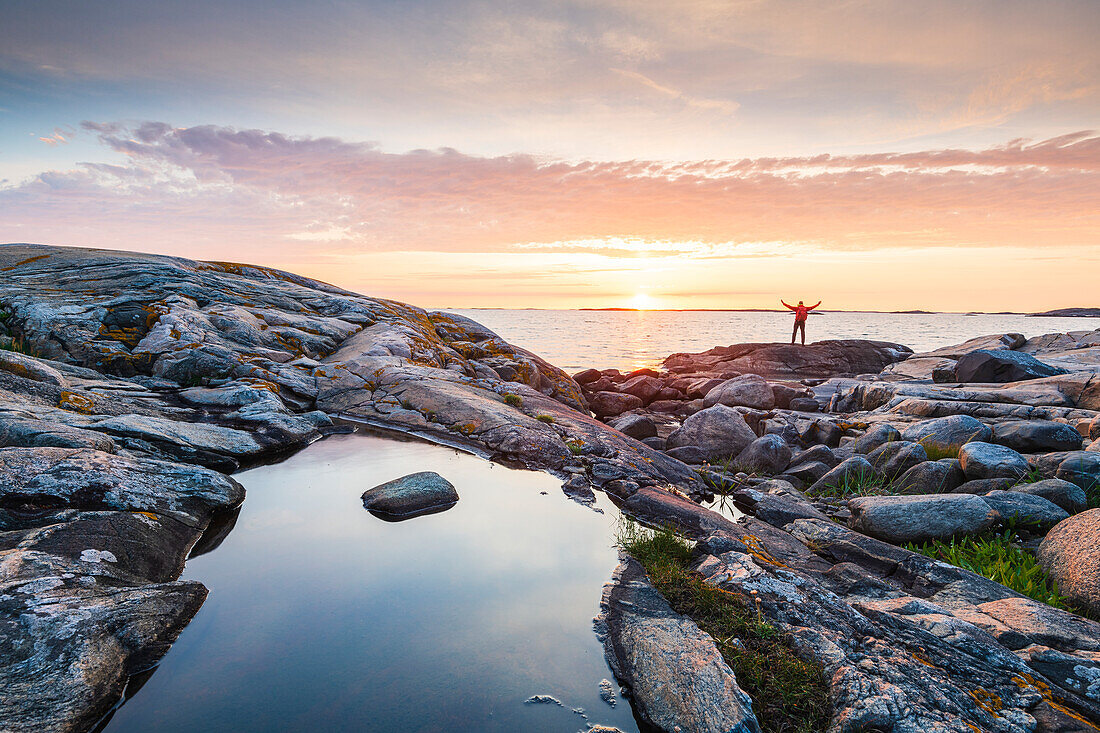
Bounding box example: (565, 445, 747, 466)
(783, 300, 820, 322)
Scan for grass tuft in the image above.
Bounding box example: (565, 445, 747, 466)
(813, 467, 888, 499)
(535, 414, 555, 423)
(920, 442, 961, 461)
(503, 393, 523, 407)
(905, 530, 1070, 610)
(618, 522, 830, 733)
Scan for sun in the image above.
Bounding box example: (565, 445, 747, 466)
(630, 293, 657, 310)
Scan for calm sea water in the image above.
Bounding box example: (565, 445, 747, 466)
(104, 432, 639, 733)
(449, 309, 1100, 373)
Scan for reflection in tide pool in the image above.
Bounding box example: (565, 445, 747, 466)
(104, 432, 641, 733)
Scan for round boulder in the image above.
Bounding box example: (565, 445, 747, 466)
(610, 413, 659, 440)
(958, 441, 1030, 480)
(734, 435, 792, 475)
(892, 459, 965, 495)
(853, 424, 901, 454)
(848, 494, 998, 544)
(867, 440, 928, 479)
(589, 391, 644, 418)
(1038, 509, 1100, 617)
(901, 415, 992, 453)
(666, 405, 757, 462)
(955, 349, 1067, 383)
(362, 471, 459, 520)
(992, 420, 1083, 453)
(1011, 479, 1087, 514)
(982, 490, 1069, 530)
(702, 374, 775, 410)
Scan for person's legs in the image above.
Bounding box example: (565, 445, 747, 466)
(791, 321, 798, 344)
(797, 320, 806, 345)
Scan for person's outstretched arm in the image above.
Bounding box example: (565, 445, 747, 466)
(808, 301, 822, 310)
(781, 300, 796, 311)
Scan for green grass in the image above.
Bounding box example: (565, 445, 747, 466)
(919, 442, 961, 461)
(503, 393, 523, 407)
(905, 530, 1071, 610)
(1014, 466, 1045, 485)
(619, 523, 830, 733)
(566, 439, 584, 455)
(535, 414, 555, 423)
(812, 467, 888, 499)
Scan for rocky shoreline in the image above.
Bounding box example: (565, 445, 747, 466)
(2, 243, 1100, 732)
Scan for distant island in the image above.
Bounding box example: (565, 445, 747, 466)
(1029, 307, 1100, 317)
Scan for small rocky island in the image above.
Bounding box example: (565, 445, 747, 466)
(2, 243, 1100, 732)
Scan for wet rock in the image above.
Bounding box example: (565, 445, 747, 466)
(589, 391, 644, 418)
(958, 441, 1030, 480)
(892, 459, 965, 494)
(1011, 478, 1088, 514)
(596, 556, 761, 733)
(362, 471, 459, 520)
(807, 455, 876, 495)
(666, 405, 757, 462)
(955, 349, 1068, 383)
(609, 413, 658, 440)
(853, 423, 901, 454)
(866, 440, 928, 479)
(992, 420, 1084, 453)
(733, 435, 792, 475)
(900, 415, 992, 451)
(982, 490, 1069, 530)
(598, 678, 617, 707)
(848, 494, 997, 544)
(1039, 509, 1100, 617)
(702, 374, 775, 410)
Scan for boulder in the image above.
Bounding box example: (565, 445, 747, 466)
(790, 444, 838, 468)
(609, 413, 659, 440)
(1010, 479, 1088, 514)
(991, 420, 1083, 453)
(663, 340, 912, 379)
(780, 461, 831, 486)
(666, 405, 757, 462)
(901, 415, 991, 452)
(787, 396, 820, 412)
(958, 442, 1030, 480)
(362, 471, 459, 520)
(589, 391, 644, 418)
(665, 445, 710, 464)
(848, 494, 998, 544)
(618, 375, 663, 404)
(770, 383, 806, 409)
(892, 460, 965, 495)
(982, 490, 1069, 530)
(807, 455, 877, 495)
(597, 557, 761, 733)
(1055, 452, 1100, 492)
(733, 435, 792, 475)
(853, 424, 901, 454)
(866, 440, 928, 479)
(1090, 415, 1100, 441)
(1038, 509, 1100, 617)
(955, 349, 1067, 383)
(640, 436, 666, 451)
(702, 374, 775, 410)
(573, 368, 602, 385)
(951, 478, 1017, 495)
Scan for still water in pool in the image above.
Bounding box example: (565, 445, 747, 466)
(103, 432, 641, 732)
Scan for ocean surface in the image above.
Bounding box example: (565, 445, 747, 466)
(449, 309, 1100, 373)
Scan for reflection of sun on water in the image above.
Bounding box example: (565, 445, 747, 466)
(630, 293, 657, 310)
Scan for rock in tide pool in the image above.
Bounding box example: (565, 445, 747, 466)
(362, 471, 459, 520)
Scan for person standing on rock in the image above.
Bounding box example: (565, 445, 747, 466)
(782, 299, 820, 345)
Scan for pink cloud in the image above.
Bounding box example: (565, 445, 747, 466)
(2, 122, 1097, 262)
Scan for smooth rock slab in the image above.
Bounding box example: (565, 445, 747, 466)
(362, 471, 459, 520)
(848, 494, 997, 544)
(958, 441, 1030, 480)
(1038, 509, 1100, 618)
(597, 556, 761, 733)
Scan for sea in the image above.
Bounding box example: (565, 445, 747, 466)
(446, 309, 1100, 373)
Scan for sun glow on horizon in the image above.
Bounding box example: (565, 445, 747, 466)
(630, 292, 658, 310)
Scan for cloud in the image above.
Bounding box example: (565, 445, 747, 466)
(1, 122, 1098, 268)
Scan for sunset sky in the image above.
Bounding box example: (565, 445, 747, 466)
(1, 0, 1097, 311)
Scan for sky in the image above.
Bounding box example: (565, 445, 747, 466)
(1, 0, 1098, 311)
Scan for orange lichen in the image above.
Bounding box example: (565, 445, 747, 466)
(58, 391, 95, 414)
(968, 689, 1002, 717)
(741, 534, 789, 569)
(0, 254, 51, 272)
